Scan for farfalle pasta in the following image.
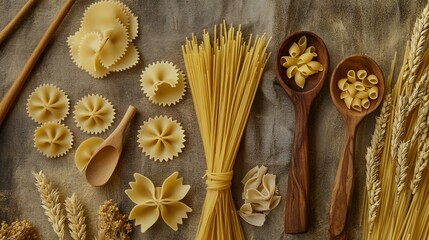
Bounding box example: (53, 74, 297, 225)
(140, 61, 186, 106)
(34, 122, 73, 158)
(280, 36, 324, 88)
(125, 172, 192, 233)
(237, 165, 281, 227)
(27, 84, 69, 124)
(67, 0, 140, 78)
(137, 116, 185, 161)
(337, 69, 379, 111)
(74, 137, 104, 172)
(73, 94, 115, 134)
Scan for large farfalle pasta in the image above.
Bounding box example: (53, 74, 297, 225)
(237, 165, 281, 227)
(140, 61, 186, 106)
(67, 0, 140, 78)
(280, 35, 324, 88)
(125, 172, 192, 233)
(337, 69, 379, 111)
(27, 84, 70, 124)
(73, 94, 115, 134)
(34, 122, 73, 158)
(74, 137, 104, 172)
(137, 116, 185, 161)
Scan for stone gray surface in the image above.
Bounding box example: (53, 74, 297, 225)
(0, 0, 426, 239)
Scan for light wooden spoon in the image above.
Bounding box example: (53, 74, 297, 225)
(328, 55, 384, 240)
(85, 105, 137, 187)
(276, 31, 329, 233)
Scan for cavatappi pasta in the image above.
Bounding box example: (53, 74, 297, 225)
(337, 69, 379, 111)
(280, 36, 323, 88)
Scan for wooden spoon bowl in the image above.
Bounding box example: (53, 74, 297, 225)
(328, 55, 384, 240)
(276, 31, 329, 96)
(276, 31, 329, 234)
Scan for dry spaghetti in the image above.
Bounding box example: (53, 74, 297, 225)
(182, 22, 270, 239)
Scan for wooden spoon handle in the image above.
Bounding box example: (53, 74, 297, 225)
(0, 0, 39, 45)
(110, 105, 138, 140)
(284, 101, 310, 233)
(328, 124, 357, 240)
(0, 0, 76, 126)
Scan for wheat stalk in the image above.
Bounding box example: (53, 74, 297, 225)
(391, 96, 408, 159)
(410, 139, 429, 194)
(65, 193, 86, 240)
(410, 96, 429, 144)
(395, 141, 410, 198)
(405, 3, 429, 87)
(33, 171, 66, 240)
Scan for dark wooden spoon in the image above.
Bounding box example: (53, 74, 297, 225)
(328, 55, 384, 240)
(275, 31, 329, 234)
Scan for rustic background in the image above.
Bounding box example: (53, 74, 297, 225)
(0, 0, 426, 239)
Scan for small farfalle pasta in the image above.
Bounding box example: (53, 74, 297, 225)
(337, 68, 380, 111)
(73, 94, 115, 134)
(140, 61, 186, 106)
(67, 0, 140, 78)
(34, 122, 73, 158)
(280, 35, 323, 88)
(237, 165, 281, 227)
(27, 84, 70, 124)
(137, 116, 185, 161)
(125, 172, 192, 233)
(74, 137, 104, 172)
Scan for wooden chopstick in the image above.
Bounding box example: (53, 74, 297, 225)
(0, 0, 39, 45)
(0, 0, 76, 126)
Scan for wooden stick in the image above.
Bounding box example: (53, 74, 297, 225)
(0, 0, 76, 126)
(0, 0, 39, 45)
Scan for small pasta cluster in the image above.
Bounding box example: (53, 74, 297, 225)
(337, 69, 379, 111)
(280, 36, 323, 88)
(67, 0, 140, 78)
(27, 84, 73, 158)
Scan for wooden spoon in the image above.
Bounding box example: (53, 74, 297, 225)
(328, 55, 384, 240)
(275, 31, 329, 233)
(85, 105, 137, 187)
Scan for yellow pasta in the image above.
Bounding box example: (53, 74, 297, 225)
(286, 65, 298, 78)
(289, 42, 300, 57)
(369, 86, 379, 99)
(347, 70, 357, 83)
(338, 78, 349, 91)
(353, 81, 366, 91)
(280, 56, 297, 67)
(362, 77, 374, 87)
(351, 97, 362, 112)
(74, 137, 103, 172)
(340, 91, 350, 99)
(357, 69, 368, 80)
(348, 84, 357, 97)
(344, 96, 353, 109)
(294, 72, 306, 88)
(297, 52, 314, 65)
(73, 94, 115, 134)
(367, 74, 379, 84)
(361, 98, 370, 109)
(27, 84, 69, 124)
(304, 46, 317, 56)
(298, 36, 307, 53)
(182, 22, 270, 240)
(298, 64, 317, 76)
(34, 122, 73, 158)
(307, 61, 323, 71)
(356, 90, 369, 99)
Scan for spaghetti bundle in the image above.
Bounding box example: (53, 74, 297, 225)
(182, 22, 270, 239)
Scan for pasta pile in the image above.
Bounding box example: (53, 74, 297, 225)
(27, 84, 74, 158)
(125, 172, 192, 233)
(182, 22, 270, 239)
(137, 116, 185, 162)
(67, 0, 140, 78)
(280, 36, 323, 88)
(140, 61, 186, 106)
(337, 69, 379, 111)
(238, 166, 281, 227)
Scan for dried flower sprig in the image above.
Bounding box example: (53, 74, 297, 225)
(96, 199, 132, 240)
(33, 171, 66, 240)
(65, 193, 86, 240)
(0, 220, 38, 240)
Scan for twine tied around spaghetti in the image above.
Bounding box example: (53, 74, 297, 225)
(204, 170, 233, 191)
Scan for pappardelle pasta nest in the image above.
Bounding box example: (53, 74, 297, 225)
(67, 0, 140, 78)
(280, 35, 324, 88)
(337, 69, 379, 112)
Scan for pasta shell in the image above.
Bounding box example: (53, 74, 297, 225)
(369, 86, 379, 99)
(288, 42, 300, 57)
(356, 90, 369, 99)
(351, 98, 362, 112)
(362, 98, 371, 109)
(347, 84, 357, 97)
(347, 70, 356, 83)
(307, 61, 323, 72)
(340, 91, 350, 99)
(298, 35, 307, 53)
(280, 56, 297, 67)
(338, 78, 349, 91)
(297, 53, 314, 65)
(367, 74, 379, 85)
(357, 69, 367, 80)
(353, 81, 365, 92)
(298, 64, 317, 77)
(286, 65, 298, 78)
(304, 46, 317, 57)
(294, 72, 306, 88)
(344, 96, 353, 109)
(362, 77, 374, 87)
